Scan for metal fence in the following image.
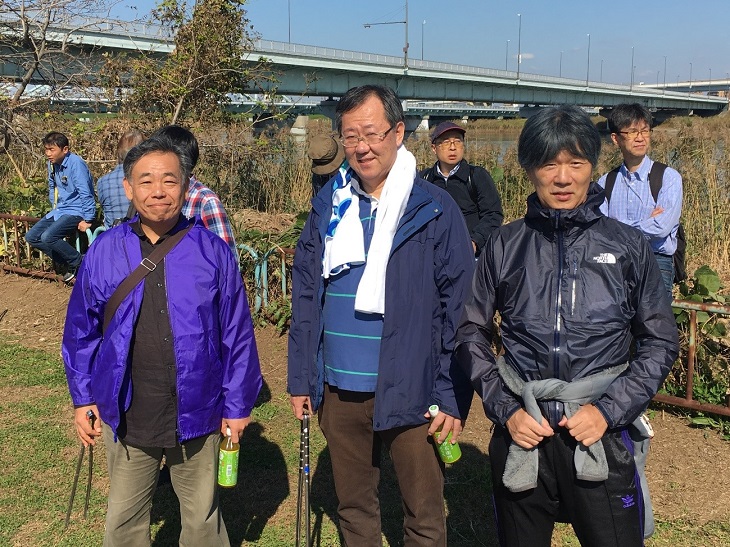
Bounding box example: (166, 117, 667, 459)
(3, 212, 729, 418)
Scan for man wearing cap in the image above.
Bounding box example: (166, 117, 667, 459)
(420, 121, 503, 256)
(308, 134, 346, 196)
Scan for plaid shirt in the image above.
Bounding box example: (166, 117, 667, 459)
(182, 176, 238, 257)
(96, 164, 131, 229)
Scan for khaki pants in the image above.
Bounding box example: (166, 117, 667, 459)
(319, 384, 447, 547)
(102, 427, 229, 547)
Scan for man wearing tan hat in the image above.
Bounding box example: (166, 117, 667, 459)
(308, 133, 346, 196)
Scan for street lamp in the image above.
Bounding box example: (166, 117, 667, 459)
(421, 19, 425, 60)
(516, 13, 522, 80)
(709, 68, 712, 94)
(364, 1, 409, 69)
(630, 47, 635, 90)
(287, 0, 291, 43)
(600, 59, 603, 83)
(689, 62, 693, 91)
(663, 56, 667, 95)
(505, 39, 510, 71)
(586, 33, 591, 86)
(559, 50, 563, 78)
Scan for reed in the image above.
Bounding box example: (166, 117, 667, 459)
(1, 114, 729, 281)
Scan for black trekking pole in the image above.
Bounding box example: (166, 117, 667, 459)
(64, 410, 95, 529)
(295, 411, 311, 547)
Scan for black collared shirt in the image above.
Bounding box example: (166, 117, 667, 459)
(118, 218, 185, 448)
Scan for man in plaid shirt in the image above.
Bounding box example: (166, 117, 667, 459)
(152, 126, 238, 259)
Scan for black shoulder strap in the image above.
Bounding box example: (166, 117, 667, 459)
(604, 166, 621, 202)
(648, 161, 668, 203)
(466, 165, 478, 205)
(103, 223, 193, 333)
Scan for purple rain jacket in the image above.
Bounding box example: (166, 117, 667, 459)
(62, 216, 262, 443)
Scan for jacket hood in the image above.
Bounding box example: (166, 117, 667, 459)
(525, 182, 605, 231)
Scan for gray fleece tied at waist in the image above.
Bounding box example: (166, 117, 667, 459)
(496, 356, 655, 538)
(497, 357, 629, 492)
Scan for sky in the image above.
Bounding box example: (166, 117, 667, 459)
(115, 0, 729, 87)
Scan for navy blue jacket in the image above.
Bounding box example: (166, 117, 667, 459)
(287, 176, 475, 431)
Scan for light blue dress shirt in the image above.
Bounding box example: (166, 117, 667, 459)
(597, 155, 682, 255)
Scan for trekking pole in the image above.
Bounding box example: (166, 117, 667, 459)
(295, 410, 311, 547)
(64, 444, 85, 529)
(83, 412, 96, 518)
(64, 410, 95, 529)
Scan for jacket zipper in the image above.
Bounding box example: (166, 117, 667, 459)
(552, 212, 564, 426)
(571, 256, 578, 316)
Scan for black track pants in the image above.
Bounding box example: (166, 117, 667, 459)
(489, 426, 644, 547)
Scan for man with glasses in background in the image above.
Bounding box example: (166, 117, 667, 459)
(598, 103, 683, 298)
(420, 121, 503, 256)
(288, 85, 474, 546)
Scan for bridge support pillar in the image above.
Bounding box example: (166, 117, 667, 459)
(318, 98, 339, 129)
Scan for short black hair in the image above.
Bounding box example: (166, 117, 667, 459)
(42, 132, 69, 149)
(335, 85, 404, 134)
(518, 105, 601, 170)
(123, 134, 193, 182)
(151, 125, 200, 167)
(607, 103, 652, 133)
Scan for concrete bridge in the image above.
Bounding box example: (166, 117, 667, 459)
(1, 16, 726, 120)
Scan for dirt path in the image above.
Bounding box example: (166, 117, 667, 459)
(1, 270, 728, 527)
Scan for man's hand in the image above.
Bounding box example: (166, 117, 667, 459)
(290, 395, 312, 421)
(424, 409, 463, 444)
(649, 206, 664, 218)
(221, 417, 251, 444)
(74, 405, 101, 447)
(77, 220, 92, 231)
(558, 404, 608, 447)
(472, 241, 478, 254)
(505, 408, 554, 449)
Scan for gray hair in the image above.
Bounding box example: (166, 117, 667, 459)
(518, 105, 601, 170)
(123, 135, 193, 182)
(335, 85, 404, 133)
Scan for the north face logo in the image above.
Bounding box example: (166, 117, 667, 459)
(591, 253, 617, 264)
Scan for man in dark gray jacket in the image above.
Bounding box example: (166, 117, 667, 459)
(455, 105, 678, 546)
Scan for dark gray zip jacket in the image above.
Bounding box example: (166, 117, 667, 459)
(455, 183, 678, 430)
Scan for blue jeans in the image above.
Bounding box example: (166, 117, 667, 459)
(25, 215, 83, 268)
(654, 253, 674, 301)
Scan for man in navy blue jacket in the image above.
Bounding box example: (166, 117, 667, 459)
(288, 85, 475, 546)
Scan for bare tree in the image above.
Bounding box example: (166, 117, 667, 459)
(119, 0, 277, 125)
(0, 0, 141, 167)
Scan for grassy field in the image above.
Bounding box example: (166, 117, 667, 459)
(1, 339, 729, 546)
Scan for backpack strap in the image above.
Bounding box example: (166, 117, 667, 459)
(466, 165, 479, 205)
(648, 161, 668, 203)
(103, 222, 193, 334)
(603, 166, 621, 202)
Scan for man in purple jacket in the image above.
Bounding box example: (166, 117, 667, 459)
(62, 134, 262, 546)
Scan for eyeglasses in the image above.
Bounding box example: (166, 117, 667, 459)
(618, 128, 652, 139)
(340, 126, 395, 148)
(435, 138, 464, 149)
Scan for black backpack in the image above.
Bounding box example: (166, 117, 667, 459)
(604, 162, 687, 283)
(421, 164, 479, 208)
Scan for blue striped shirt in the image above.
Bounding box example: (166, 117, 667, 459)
(597, 155, 683, 255)
(322, 193, 382, 392)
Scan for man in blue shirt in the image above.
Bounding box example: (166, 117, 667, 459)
(97, 129, 144, 229)
(598, 104, 683, 298)
(25, 132, 95, 282)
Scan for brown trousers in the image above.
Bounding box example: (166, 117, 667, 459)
(319, 383, 447, 547)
